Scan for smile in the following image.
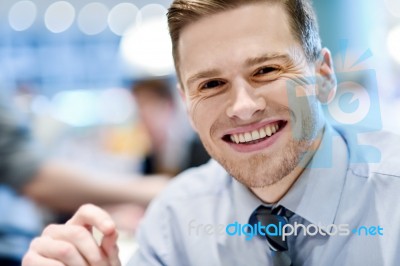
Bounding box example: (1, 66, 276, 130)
(223, 120, 287, 149)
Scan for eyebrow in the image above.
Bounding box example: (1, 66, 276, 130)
(186, 53, 292, 87)
(245, 53, 292, 67)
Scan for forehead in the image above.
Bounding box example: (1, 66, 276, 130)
(178, 2, 301, 85)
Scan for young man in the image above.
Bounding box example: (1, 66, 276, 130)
(23, 0, 400, 265)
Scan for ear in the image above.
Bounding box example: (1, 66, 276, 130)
(177, 83, 198, 132)
(316, 48, 337, 104)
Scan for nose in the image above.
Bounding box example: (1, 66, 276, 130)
(226, 82, 266, 121)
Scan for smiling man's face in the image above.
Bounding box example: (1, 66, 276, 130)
(178, 2, 326, 188)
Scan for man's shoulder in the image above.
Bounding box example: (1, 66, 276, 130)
(338, 126, 400, 178)
(139, 159, 231, 235)
(157, 159, 231, 203)
(132, 160, 232, 265)
(361, 130, 400, 177)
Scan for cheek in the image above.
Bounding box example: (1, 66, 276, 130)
(188, 98, 210, 132)
(261, 79, 291, 108)
(188, 95, 224, 138)
(271, 78, 318, 112)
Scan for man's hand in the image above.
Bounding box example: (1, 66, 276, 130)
(22, 204, 121, 266)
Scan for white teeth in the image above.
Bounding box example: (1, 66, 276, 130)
(229, 122, 281, 144)
(266, 126, 272, 136)
(244, 132, 252, 142)
(251, 130, 260, 140)
(260, 128, 266, 138)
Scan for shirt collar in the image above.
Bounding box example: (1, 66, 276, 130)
(278, 124, 348, 227)
(232, 177, 265, 225)
(232, 124, 348, 228)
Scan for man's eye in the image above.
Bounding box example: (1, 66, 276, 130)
(254, 66, 278, 76)
(202, 80, 225, 89)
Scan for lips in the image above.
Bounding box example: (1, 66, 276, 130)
(223, 120, 287, 145)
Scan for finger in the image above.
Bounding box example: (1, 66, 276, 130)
(67, 204, 116, 236)
(29, 236, 88, 266)
(42, 224, 108, 266)
(23, 250, 66, 266)
(101, 231, 121, 266)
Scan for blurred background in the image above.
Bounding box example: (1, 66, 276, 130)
(0, 0, 181, 172)
(0, 0, 399, 264)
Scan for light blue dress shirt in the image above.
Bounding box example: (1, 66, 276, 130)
(128, 124, 400, 266)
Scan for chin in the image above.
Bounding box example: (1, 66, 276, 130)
(210, 136, 309, 188)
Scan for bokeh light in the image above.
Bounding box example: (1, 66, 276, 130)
(51, 88, 134, 127)
(108, 3, 139, 36)
(78, 2, 109, 35)
(44, 1, 75, 33)
(8, 0, 37, 31)
(120, 17, 174, 78)
(137, 4, 168, 25)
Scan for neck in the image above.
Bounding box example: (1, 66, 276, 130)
(250, 128, 324, 204)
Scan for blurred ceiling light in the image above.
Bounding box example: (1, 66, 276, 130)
(387, 25, 400, 65)
(52, 90, 99, 127)
(384, 0, 400, 17)
(45, 1, 75, 33)
(108, 3, 138, 36)
(137, 4, 168, 25)
(120, 17, 174, 78)
(8, 0, 37, 31)
(78, 2, 109, 35)
(52, 89, 134, 127)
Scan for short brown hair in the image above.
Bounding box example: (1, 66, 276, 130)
(167, 0, 321, 80)
(131, 77, 174, 102)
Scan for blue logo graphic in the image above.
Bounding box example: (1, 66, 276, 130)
(286, 41, 382, 168)
(339, 92, 359, 113)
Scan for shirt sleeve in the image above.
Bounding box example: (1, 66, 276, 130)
(0, 95, 43, 190)
(127, 198, 172, 266)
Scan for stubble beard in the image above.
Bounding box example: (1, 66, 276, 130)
(204, 135, 311, 188)
(200, 111, 319, 188)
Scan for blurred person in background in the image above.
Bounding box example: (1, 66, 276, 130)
(131, 76, 209, 176)
(0, 89, 169, 266)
